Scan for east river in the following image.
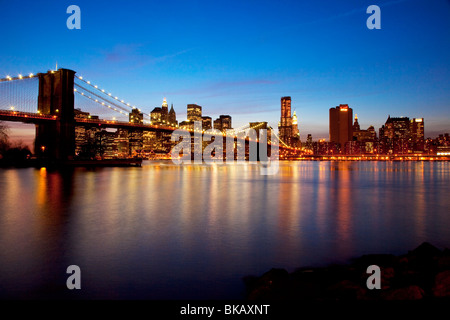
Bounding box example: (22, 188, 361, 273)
(0, 161, 449, 299)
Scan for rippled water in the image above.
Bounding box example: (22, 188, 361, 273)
(0, 161, 449, 299)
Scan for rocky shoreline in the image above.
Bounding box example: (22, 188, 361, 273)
(244, 242, 450, 301)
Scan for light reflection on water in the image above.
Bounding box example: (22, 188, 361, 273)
(0, 161, 449, 299)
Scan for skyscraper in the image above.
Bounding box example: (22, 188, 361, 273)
(292, 111, 299, 139)
(410, 118, 424, 152)
(278, 96, 300, 147)
(151, 98, 176, 126)
(213, 115, 232, 131)
(187, 104, 202, 122)
(381, 116, 410, 154)
(329, 104, 353, 147)
(279, 97, 292, 144)
(353, 114, 360, 132)
(161, 98, 169, 123)
(201, 116, 212, 130)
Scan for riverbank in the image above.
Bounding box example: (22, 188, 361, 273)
(244, 242, 450, 301)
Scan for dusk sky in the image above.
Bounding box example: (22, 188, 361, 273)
(1, 0, 449, 148)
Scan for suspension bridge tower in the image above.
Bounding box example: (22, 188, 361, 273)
(35, 68, 76, 161)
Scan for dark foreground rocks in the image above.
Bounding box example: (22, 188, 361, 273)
(244, 242, 450, 301)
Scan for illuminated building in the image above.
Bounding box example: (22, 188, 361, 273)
(161, 98, 169, 123)
(95, 130, 116, 159)
(353, 114, 360, 132)
(278, 96, 300, 147)
(115, 129, 130, 157)
(129, 108, 143, 124)
(306, 134, 313, 151)
(74, 109, 100, 156)
(410, 118, 424, 152)
(291, 111, 300, 146)
(128, 109, 143, 155)
(150, 107, 162, 124)
(329, 104, 353, 148)
(213, 118, 222, 131)
(202, 116, 212, 130)
(367, 126, 377, 141)
(351, 115, 377, 154)
(187, 104, 202, 122)
(381, 116, 410, 154)
(214, 115, 232, 131)
(179, 120, 194, 130)
(151, 98, 176, 126)
(279, 96, 292, 145)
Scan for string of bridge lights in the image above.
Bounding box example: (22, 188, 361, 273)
(75, 75, 150, 117)
(74, 84, 130, 113)
(74, 87, 128, 117)
(0, 73, 37, 82)
(73, 86, 151, 124)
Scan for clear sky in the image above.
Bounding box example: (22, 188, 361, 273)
(1, 0, 449, 148)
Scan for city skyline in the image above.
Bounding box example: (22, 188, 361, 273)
(1, 0, 450, 147)
(2, 88, 448, 154)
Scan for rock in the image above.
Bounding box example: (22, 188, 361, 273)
(246, 268, 289, 300)
(405, 242, 440, 280)
(325, 280, 367, 300)
(408, 242, 442, 258)
(432, 270, 450, 297)
(383, 285, 425, 300)
(244, 243, 450, 301)
(258, 268, 289, 284)
(437, 256, 450, 271)
(381, 267, 395, 289)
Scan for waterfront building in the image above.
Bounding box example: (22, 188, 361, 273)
(410, 118, 424, 152)
(278, 96, 301, 147)
(380, 116, 410, 154)
(329, 104, 353, 148)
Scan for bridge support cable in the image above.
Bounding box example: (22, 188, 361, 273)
(74, 76, 151, 121)
(0, 76, 39, 113)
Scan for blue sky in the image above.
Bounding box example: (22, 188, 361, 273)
(1, 0, 449, 146)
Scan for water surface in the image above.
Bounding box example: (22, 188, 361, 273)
(0, 161, 449, 299)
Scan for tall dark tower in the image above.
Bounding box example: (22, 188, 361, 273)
(35, 68, 76, 161)
(281, 96, 291, 120)
(353, 114, 360, 132)
(329, 104, 353, 147)
(410, 118, 424, 152)
(278, 96, 292, 145)
(168, 104, 177, 126)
